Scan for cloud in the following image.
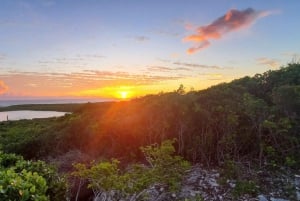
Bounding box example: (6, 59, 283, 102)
(148, 66, 174, 72)
(257, 57, 280, 69)
(154, 30, 180, 37)
(184, 22, 196, 31)
(147, 66, 191, 72)
(173, 61, 223, 69)
(37, 54, 105, 68)
(84, 54, 105, 59)
(0, 80, 8, 94)
(184, 8, 271, 54)
(133, 36, 150, 42)
(186, 40, 210, 54)
(175, 67, 191, 71)
(0, 70, 183, 92)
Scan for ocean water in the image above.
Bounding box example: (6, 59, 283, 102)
(0, 110, 68, 122)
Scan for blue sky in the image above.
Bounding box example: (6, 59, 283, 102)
(0, 0, 299, 98)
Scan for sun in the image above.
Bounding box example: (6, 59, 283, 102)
(115, 86, 134, 100)
(119, 91, 128, 99)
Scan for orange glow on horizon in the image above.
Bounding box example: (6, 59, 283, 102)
(68, 76, 227, 100)
(73, 86, 137, 100)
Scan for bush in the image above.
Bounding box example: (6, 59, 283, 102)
(0, 152, 67, 201)
(232, 180, 258, 198)
(140, 139, 191, 191)
(0, 169, 48, 201)
(221, 159, 239, 180)
(73, 139, 190, 200)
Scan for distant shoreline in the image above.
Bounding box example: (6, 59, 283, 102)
(0, 98, 115, 107)
(0, 110, 69, 122)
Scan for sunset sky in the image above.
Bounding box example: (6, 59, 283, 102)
(0, 0, 299, 100)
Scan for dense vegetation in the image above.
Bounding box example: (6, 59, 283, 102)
(0, 63, 300, 200)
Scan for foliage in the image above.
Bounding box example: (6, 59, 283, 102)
(220, 159, 239, 180)
(0, 152, 67, 201)
(0, 169, 48, 201)
(140, 139, 191, 191)
(2, 63, 300, 168)
(232, 180, 258, 198)
(184, 195, 204, 201)
(73, 140, 190, 200)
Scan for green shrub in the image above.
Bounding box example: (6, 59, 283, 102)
(140, 139, 190, 191)
(73, 139, 190, 199)
(0, 169, 48, 201)
(285, 156, 297, 167)
(232, 180, 258, 198)
(221, 159, 239, 180)
(0, 152, 67, 201)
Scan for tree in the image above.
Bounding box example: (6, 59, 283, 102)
(242, 93, 269, 167)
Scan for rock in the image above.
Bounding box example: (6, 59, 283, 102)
(128, 164, 296, 201)
(295, 175, 300, 201)
(190, 191, 196, 197)
(208, 178, 219, 187)
(295, 175, 300, 187)
(296, 191, 300, 201)
(270, 198, 289, 201)
(228, 180, 236, 188)
(258, 194, 268, 201)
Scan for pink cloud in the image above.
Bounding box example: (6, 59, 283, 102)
(187, 40, 210, 54)
(0, 80, 8, 94)
(184, 8, 271, 54)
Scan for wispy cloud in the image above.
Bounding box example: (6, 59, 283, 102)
(173, 61, 224, 69)
(183, 8, 271, 54)
(82, 54, 105, 59)
(154, 29, 180, 37)
(147, 66, 174, 72)
(133, 36, 150, 42)
(186, 41, 210, 54)
(184, 22, 196, 31)
(257, 57, 280, 69)
(147, 66, 191, 72)
(37, 54, 105, 68)
(0, 80, 8, 94)
(0, 70, 184, 96)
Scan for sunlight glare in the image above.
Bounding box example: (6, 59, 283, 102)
(120, 91, 128, 99)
